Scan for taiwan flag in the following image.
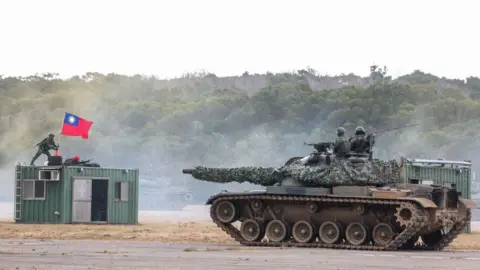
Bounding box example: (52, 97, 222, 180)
(60, 112, 94, 139)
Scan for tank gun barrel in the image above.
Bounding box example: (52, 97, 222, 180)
(182, 160, 401, 188)
(181, 166, 280, 186)
(182, 169, 194, 174)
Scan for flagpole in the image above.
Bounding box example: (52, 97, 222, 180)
(57, 113, 65, 156)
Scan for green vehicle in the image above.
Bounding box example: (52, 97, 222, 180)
(182, 140, 477, 251)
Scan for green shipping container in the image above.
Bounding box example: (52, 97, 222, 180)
(14, 165, 139, 224)
(399, 157, 472, 233)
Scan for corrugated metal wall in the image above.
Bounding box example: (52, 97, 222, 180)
(17, 166, 139, 224)
(401, 165, 471, 198)
(401, 164, 472, 232)
(18, 166, 68, 224)
(62, 167, 139, 224)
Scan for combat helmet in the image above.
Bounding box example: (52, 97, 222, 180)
(48, 133, 55, 137)
(336, 127, 345, 136)
(355, 126, 365, 135)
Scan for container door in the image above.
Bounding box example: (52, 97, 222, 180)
(72, 179, 92, 222)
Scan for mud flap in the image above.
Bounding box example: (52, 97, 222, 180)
(458, 199, 478, 219)
(402, 197, 438, 208)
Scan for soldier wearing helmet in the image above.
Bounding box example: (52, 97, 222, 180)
(333, 127, 350, 157)
(349, 126, 368, 154)
(64, 155, 81, 166)
(30, 133, 59, 166)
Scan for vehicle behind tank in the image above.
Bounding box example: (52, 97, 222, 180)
(182, 141, 477, 251)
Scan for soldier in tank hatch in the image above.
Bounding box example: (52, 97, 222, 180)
(30, 133, 58, 166)
(349, 126, 368, 154)
(333, 127, 350, 158)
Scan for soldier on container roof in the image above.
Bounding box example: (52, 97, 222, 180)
(30, 133, 58, 166)
(64, 155, 81, 166)
(333, 127, 350, 157)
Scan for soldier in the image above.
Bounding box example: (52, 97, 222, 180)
(350, 126, 368, 154)
(64, 155, 80, 166)
(30, 133, 58, 166)
(333, 127, 350, 157)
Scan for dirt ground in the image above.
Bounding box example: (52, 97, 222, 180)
(0, 220, 479, 250)
(0, 220, 234, 243)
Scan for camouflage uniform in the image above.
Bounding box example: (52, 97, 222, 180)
(350, 126, 367, 153)
(64, 156, 80, 166)
(333, 127, 350, 157)
(30, 133, 58, 165)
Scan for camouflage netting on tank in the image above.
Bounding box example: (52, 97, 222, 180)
(189, 166, 281, 186)
(186, 158, 401, 187)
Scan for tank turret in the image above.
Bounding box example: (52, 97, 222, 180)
(182, 156, 401, 188)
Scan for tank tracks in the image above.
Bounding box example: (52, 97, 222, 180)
(209, 194, 470, 251)
(412, 209, 471, 251)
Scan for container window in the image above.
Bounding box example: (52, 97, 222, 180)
(23, 180, 46, 200)
(23, 181, 34, 199)
(115, 182, 129, 201)
(38, 170, 60, 181)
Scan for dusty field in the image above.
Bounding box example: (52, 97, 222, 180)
(0, 221, 234, 243)
(0, 220, 479, 250)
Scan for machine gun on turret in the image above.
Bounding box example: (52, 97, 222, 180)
(303, 142, 334, 153)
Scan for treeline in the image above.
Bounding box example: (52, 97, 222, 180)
(1, 66, 480, 172)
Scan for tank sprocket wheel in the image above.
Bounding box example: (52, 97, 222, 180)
(240, 219, 265, 242)
(372, 223, 396, 246)
(345, 222, 369, 246)
(394, 202, 417, 228)
(266, 220, 290, 242)
(215, 200, 238, 223)
(319, 221, 342, 244)
(292, 220, 316, 243)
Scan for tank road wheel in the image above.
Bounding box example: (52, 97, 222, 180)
(215, 201, 238, 223)
(421, 230, 443, 247)
(345, 222, 368, 246)
(319, 221, 342, 244)
(292, 220, 316, 243)
(266, 220, 289, 242)
(240, 219, 265, 242)
(372, 223, 395, 246)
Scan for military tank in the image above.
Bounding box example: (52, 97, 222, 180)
(182, 137, 477, 251)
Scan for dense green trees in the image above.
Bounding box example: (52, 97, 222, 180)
(1, 66, 480, 172)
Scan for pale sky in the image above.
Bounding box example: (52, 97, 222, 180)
(1, 0, 478, 79)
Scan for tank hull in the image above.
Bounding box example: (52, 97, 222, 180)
(206, 186, 475, 251)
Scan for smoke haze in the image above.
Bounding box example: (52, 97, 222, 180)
(1, 72, 479, 211)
